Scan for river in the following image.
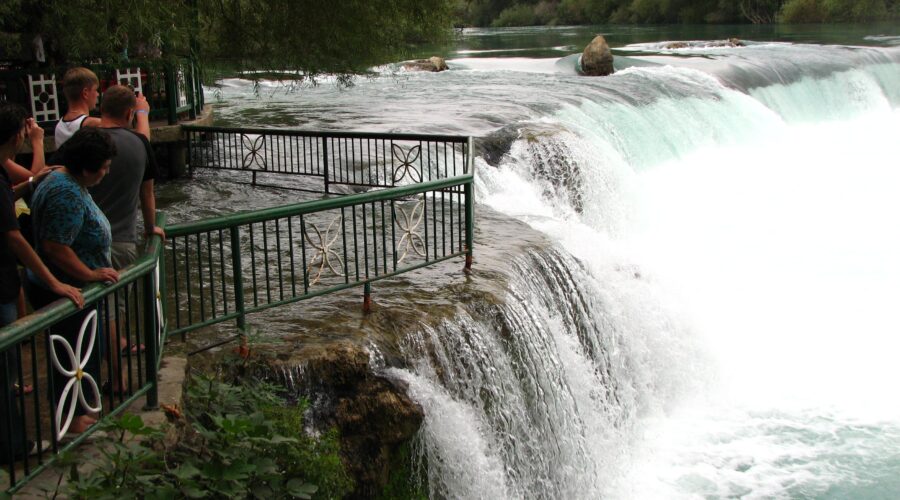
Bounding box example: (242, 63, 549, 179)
(162, 24, 900, 499)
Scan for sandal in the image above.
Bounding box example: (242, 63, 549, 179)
(119, 343, 146, 355)
(12, 383, 33, 396)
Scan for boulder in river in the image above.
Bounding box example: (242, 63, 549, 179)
(403, 56, 449, 72)
(580, 35, 614, 77)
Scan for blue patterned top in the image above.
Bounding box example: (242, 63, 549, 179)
(29, 171, 111, 287)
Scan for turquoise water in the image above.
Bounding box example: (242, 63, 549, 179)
(201, 25, 900, 499)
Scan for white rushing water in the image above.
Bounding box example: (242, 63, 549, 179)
(389, 48, 900, 498)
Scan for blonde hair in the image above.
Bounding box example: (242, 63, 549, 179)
(62, 67, 99, 103)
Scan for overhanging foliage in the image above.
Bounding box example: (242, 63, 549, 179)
(0, 0, 452, 76)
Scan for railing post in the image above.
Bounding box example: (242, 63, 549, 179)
(143, 269, 159, 410)
(165, 65, 178, 125)
(321, 137, 330, 194)
(230, 226, 247, 331)
(187, 63, 197, 120)
(185, 128, 193, 178)
(363, 282, 372, 313)
(465, 180, 474, 271)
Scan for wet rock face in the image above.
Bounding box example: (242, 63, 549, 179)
(581, 35, 614, 76)
(297, 342, 424, 498)
(664, 38, 745, 49)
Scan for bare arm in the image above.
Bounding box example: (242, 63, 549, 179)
(41, 239, 119, 284)
(11, 167, 55, 200)
(134, 93, 151, 141)
(139, 179, 165, 239)
(82, 116, 102, 128)
(3, 159, 32, 184)
(5, 231, 83, 307)
(24, 118, 46, 174)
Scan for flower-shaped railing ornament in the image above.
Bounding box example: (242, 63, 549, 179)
(50, 309, 102, 440)
(155, 262, 164, 346)
(395, 201, 427, 263)
(304, 214, 346, 285)
(391, 144, 422, 184)
(240, 134, 267, 170)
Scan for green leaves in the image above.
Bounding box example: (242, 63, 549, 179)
(286, 479, 319, 499)
(61, 375, 353, 499)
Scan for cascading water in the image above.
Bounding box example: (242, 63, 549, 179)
(387, 44, 900, 498)
(389, 248, 705, 498)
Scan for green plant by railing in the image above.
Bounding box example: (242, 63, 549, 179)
(57, 375, 351, 499)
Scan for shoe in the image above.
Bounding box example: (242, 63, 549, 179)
(119, 343, 146, 356)
(26, 439, 50, 456)
(12, 383, 33, 396)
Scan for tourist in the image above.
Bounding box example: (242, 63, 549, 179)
(3, 117, 47, 184)
(0, 103, 82, 459)
(4, 117, 52, 318)
(55, 67, 102, 147)
(94, 84, 165, 268)
(25, 127, 119, 437)
(95, 85, 164, 391)
(56, 67, 152, 147)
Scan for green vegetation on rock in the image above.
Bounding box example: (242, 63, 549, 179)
(58, 374, 353, 499)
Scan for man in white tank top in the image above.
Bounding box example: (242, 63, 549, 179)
(54, 68, 101, 147)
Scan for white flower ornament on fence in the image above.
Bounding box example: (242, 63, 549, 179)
(50, 309, 102, 440)
(396, 201, 427, 263)
(304, 214, 346, 285)
(155, 261, 164, 346)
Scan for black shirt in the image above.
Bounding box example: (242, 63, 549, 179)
(0, 167, 21, 303)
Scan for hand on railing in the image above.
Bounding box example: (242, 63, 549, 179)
(47, 281, 84, 309)
(146, 225, 166, 241)
(91, 267, 120, 284)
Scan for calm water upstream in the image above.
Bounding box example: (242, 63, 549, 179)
(163, 24, 900, 499)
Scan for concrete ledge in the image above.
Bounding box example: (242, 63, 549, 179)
(150, 105, 215, 144)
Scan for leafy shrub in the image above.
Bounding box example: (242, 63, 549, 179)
(779, 0, 828, 22)
(61, 375, 353, 499)
(492, 4, 539, 26)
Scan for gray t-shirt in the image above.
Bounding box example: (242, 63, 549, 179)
(89, 128, 159, 243)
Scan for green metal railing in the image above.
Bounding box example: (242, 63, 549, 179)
(165, 173, 474, 338)
(184, 125, 471, 193)
(0, 128, 474, 493)
(0, 214, 165, 492)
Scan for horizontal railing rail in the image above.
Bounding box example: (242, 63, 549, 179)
(0, 214, 165, 492)
(184, 125, 472, 193)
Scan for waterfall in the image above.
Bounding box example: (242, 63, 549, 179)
(389, 248, 705, 498)
(388, 46, 900, 498)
